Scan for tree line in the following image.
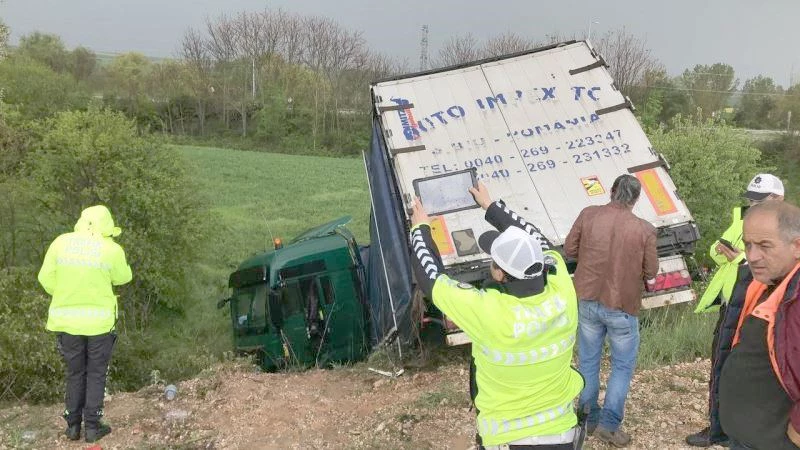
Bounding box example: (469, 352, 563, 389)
(2, 10, 799, 157)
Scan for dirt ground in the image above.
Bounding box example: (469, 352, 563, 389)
(0, 353, 729, 450)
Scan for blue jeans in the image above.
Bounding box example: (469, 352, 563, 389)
(577, 300, 639, 432)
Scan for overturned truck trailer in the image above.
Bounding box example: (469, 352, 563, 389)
(365, 40, 700, 347)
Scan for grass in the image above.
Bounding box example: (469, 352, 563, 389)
(637, 302, 717, 369)
(176, 145, 371, 278)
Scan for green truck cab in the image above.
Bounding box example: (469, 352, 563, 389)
(219, 217, 370, 370)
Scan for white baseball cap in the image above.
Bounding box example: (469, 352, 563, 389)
(743, 173, 784, 201)
(478, 226, 544, 280)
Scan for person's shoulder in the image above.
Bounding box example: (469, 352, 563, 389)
(51, 232, 75, 245)
(579, 204, 603, 217)
(100, 236, 126, 252)
(637, 218, 656, 233)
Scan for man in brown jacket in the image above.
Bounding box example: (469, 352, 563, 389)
(564, 174, 659, 448)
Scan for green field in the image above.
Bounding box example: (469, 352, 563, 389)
(178, 145, 372, 282)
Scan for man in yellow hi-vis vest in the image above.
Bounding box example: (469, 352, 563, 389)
(408, 183, 584, 449)
(38, 205, 132, 444)
(687, 174, 784, 447)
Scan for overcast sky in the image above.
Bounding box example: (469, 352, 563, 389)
(3, 0, 799, 86)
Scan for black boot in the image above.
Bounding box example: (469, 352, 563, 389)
(85, 421, 111, 443)
(62, 409, 81, 440)
(65, 423, 81, 441)
(686, 427, 729, 447)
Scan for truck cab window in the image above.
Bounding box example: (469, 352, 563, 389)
(279, 282, 304, 317)
(232, 284, 268, 332)
(320, 276, 335, 305)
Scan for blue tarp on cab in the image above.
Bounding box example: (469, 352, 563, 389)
(363, 118, 414, 350)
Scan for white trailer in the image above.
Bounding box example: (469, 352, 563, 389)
(370, 41, 699, 345)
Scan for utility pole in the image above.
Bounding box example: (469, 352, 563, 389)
(419, 25, 429, 71)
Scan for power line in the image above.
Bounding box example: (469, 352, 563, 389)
(629, 84, 800, 98)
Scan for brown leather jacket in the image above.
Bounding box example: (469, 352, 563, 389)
(564, 202, 659, 315)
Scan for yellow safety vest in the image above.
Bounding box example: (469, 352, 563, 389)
(695, 207, 745, 313)
(431, 251, 583, 446)
(38, 206, 132, 336)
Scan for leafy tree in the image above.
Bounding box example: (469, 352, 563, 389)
(149, 60, 192, 133)
(649, 116, 767, 264)
(0, 108, 42, 269)
(70, 46, 97, 81)
(0, 55, 89, 118)
(776, 83, 800, 132)
(634, 69, 692, 128)
(25, 107, 209, 329)
(107, 52, 152, 115)
(735, 76, 781, 129)
(0, 19, 8, 62)
(637, 89, 663, 131)
(680, 63, 737, 118)
(17, 32, 70, 73)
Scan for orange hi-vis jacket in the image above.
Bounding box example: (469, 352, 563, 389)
(733, 262, 800, 431)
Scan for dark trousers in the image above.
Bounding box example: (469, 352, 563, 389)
(708, 305, 729, 441)
(56, 333, 116, 427)
(728, 438, 756, 450)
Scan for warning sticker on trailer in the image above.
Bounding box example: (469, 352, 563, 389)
(635, 169, 678, 216)
(430, 217, 455, 255)
(581, 176, 606, 196)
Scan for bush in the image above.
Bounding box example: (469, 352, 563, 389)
(649, 116, 768, 265)
(0, 267, 63, 402)
(756, 134, 800, 205)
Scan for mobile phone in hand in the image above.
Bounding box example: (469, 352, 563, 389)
(718, 238, 737, 252)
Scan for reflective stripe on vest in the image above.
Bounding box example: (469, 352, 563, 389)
(478, 334, 576, 366)
(732, 262, 800, 392)
(50, 306, 115, 320)
(478, 401, 573, 436)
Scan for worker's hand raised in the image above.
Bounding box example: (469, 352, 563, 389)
(410, 197, 431, 227)
(469, 182, 492, 210)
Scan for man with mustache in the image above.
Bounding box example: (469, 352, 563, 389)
(718, 201, 800, 449)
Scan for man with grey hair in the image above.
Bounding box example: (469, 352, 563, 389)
(719, 201, 800, 449)
(564, 174, 659, 448)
